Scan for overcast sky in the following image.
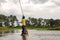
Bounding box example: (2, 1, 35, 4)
(0, 0, 60, 21)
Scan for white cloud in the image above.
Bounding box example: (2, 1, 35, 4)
(0, 0, 60, 20)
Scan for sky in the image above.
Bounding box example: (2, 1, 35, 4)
(0, 0, 60, 21)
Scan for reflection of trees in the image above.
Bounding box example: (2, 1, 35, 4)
(0, 30, 14, 37)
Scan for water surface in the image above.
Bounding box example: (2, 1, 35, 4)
(0, 30, 60, 40)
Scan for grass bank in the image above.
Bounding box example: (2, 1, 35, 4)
(0, 26, 60, 31)
(27, 26, 60, 30)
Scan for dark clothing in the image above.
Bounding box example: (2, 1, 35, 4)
(22, 25, 28, 35)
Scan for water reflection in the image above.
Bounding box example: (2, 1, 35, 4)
(0, 32, 3, 37)
(0, 29, 29, 40)
(22, 35, 28, 40)
(0, 30, 14, 37)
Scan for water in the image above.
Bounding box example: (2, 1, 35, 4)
(0, 30, 60, 40)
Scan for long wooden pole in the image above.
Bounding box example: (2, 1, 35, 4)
(19, 0, 24, 16)
(19, 0, 28, 36)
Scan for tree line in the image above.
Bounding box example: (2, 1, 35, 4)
(26, 17, 60, 27)
(0, 14, 60, 28)
(0, 14, 18, 27)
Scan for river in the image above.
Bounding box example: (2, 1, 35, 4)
(0, 30, 60, 40)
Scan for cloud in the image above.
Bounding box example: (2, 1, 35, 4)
(28, 0, 60, 6)
(21, 0, 60, 19)
(29, 0, 48, 4)
(0, 0, 60, 20)
(53, 0, 60, 6)
(9, 0, 19, 4)
(0, 0, 22, 17)
(0, 0, 6, 3)
(23, 6, 60, 19)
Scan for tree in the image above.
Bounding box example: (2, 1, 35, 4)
(0, 14, 8, 26)
(0, 14, 18, 27)
(9, 15, 18, 27)
(54, 19, 60, 26)
(4, 16, 9, 26)
(37, 18, 43, 26)
(28, 17, 37, 26)
(49, 19, 55, 27)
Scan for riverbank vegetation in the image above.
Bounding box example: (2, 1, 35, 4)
(0, 14, 60, 31)
(27, 25, 60, 30)
(1, 26, 60, 31)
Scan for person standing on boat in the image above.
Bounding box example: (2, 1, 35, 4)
(21, 15, 28, 36)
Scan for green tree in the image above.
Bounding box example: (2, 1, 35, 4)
(8, 15, 17, 27)
(30, 17, 37, 26)
(37, 18, 43, 26)
(49, 19, 55, 27)
(54, 19, 60, 26)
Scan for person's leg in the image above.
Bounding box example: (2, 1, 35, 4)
(21, 25, 28, 36)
